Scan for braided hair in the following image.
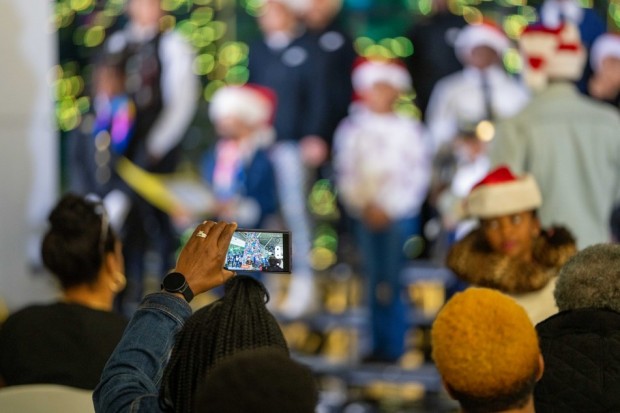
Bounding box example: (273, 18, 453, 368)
(160, 275, 289, 413)
(41, 193, 117, 289)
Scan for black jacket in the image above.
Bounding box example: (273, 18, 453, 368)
(535, 308, 620, 413)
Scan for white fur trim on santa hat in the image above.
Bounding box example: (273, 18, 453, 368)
(209, 86, 274, 127)
(352, 60, 412, 93)
(454, 23, 510, 64)
(466, 175, 542, 219)
(258, 0, 311, 14)
(590, 33, 620, 72)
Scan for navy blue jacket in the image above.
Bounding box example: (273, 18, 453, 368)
(248, 31, 330, 143)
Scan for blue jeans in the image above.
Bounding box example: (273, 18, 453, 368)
(94, 293, 192, 413)
(355, 216, 419, 361)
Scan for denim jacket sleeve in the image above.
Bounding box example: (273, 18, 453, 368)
(93, 293, 192, 413)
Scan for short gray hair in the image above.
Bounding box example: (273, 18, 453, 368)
(555, 244, 620, 312)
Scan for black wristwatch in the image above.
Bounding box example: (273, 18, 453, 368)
(161, 272, 194, 303)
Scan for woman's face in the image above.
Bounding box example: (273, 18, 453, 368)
(481, 211, 540, 262)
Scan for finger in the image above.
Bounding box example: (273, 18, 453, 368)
(205, 221, 228, 246)
(217, 222, 237, 250)
(222, 269, 235, 281)
(187, 220, 216, 242)
(181, 221, 217, 258)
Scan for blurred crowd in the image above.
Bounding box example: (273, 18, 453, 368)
(1, 0, 620, 411)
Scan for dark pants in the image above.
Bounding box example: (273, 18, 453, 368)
(117, 198, 176, 316)
(355, 215, 419, 361)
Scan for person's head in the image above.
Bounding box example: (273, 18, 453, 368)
(128, 0, 163, 30)
(519, 23, 586, 91)
(554, 243, 620, 313)
(589, 33, 620, 97)
(41, 193, 123, 292)
(268, 255, 278, 266)
(303, 0, 342, 31)
(352, 58, 411, 113)
(160, 275, 289, 413)
(193, 347, 318, 413)
(208, 84, 276, 141)
(257, 0, 308, 36)
(466, 166, 542, 262)
(93, 56, 126, 98)
(432, 288, 543, 413)
(454, 22, 509, 69)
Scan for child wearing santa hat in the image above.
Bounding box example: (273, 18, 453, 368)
(333, 58, 431, 362)
(446, 165, 576, 324)
(201, 84, 278, 229)
(426, 20, 530, 152)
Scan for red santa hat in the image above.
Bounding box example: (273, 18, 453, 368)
(454, 21, 511, 64)
(351, 58, 412, 93)
(590, 33, 620, 72)
(208, 84, 277, 127)
(465, 166, 542, 219)
(519, 23, 586, 91)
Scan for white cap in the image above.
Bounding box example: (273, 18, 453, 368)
(590, 33, 620, 72)
(352, 59, 412, 93)
(454, 22, 511, 64)
(209, 85, 276, 127)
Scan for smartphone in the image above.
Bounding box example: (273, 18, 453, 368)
(224, 229, 291, 273)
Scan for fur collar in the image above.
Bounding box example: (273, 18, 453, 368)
(447, 226, 577, 294)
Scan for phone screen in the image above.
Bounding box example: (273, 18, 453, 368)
(224, 229, 291, 273)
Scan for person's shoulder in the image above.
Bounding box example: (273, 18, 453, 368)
(586, 96, 620, 115)
(0, 302, 62, 337)
(159, 29, 194, 54)
(3, 302, 60, 321)
(432, 71, 467, 94)
(537, 308, 620, 337)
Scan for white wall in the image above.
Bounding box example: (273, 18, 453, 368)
(0, 0, 59, 311)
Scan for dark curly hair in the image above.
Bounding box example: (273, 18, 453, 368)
(41, 193, 117, 289)
(194, 347, 318, 413)
(160, 276, 289, 413)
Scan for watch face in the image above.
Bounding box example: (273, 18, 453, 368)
(164, 272, 186, 291)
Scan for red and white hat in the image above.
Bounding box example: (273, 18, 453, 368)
(209, 84, 277, 127)
(519, 23, 586, 91)
(351, 58, 412, 93)
(454, 21, 511, 64)
(590, 33, 620, 72)
(466, 166, 542, 219)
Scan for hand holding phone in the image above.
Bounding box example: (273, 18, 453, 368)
(224, 229, 291, 273)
